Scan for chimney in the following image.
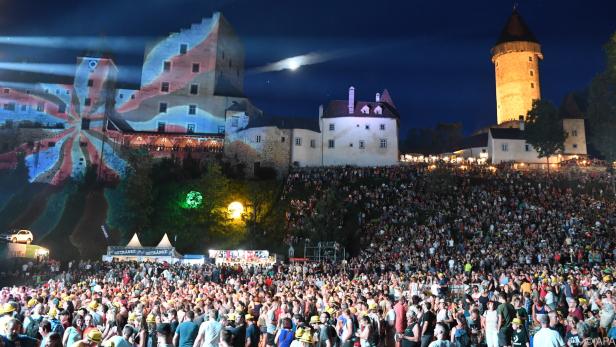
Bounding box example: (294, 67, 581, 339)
(348, 86, 355, 114)
(375, 93, 380, 102)
(318, 104, 323, 118)
(519, 115, 525, 131)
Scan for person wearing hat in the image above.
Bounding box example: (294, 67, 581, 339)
(0, 303, 17, 335)
(0, 318, 38, 347)
(510, 318, 528, 347)
(245, 314, 260, 347)
(298, 329, 315, 347)
(71, 328, 103, 347)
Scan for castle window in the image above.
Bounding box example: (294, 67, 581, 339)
(281, 136, 285, 143)
(361, 105, 370, 114)
(349, 143, 353, 147)
(365, 124, 370, 130)
(190, 84, 199, 95)
(3, 103, 15, 111)
(380, 139, 387, 149)
(158, 122, 165, 132)
(131, 95, 135, 99)
(374, 106, 382, 115)
(328, 139, 335, 148)
(231, 117, 238, 127)
(256, 135, 261, 143)
(187, 124, 195, 134)
(87, 79, 94, 87)
(530, 83, 534, 89)
(329, 123, 335, 131)
(572, 129, 578, 137)
(525, 144, 531, 152)
(180, 43, 188, 55)
(163, 61, 171, 72)
(529, 70, 534, 76)
(188, 105, 197, 115)
(161, 82, 170, 92)
(310, 139, 316, 148)
(37, 102, 45, 111)
(380, 124, 385, 130)
(528, 56, 533, 62)
(573, 143, 578, 149)
(58, 104, 66, 114)
(84, 98, 91, 106)
(501, 143, 509, 152)
(192, 63, 200, 73)
(159, 102, 167, 113)
(295, 137, 302, 146)
(119, 94, 124, 99)
(359, 140, 365, 149)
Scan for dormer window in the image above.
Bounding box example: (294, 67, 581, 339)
(360, 105, 370, 114)
(374, 106, 382, 115)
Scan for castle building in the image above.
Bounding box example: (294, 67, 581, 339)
(225, 87, 400, 176)
(492, 9, 542, 125)
(0, 12, 400, 183)
(453, 8, 588, 166)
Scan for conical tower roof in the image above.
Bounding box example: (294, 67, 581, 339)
(495, 9, 539, 45)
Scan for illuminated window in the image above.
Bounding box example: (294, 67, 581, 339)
(161, 82, 170, 92)
(329, 123, 335, 131)
(87, 79, 94, 87)
(192, 63, 200, 73)
(328, 139, 335, 148)
(190, 84, 199, 95)
(310, 139, 316, 148)
(84, 98, 91, 106)
(380, 139, 387, 148)
(180, 44, 188, 55)
(295, 137, 302, 146)
(187, 124, 195, 134)
(157, 122, 165, 133)
(159, 102, 167, 113)
(188, 104, 196, 115)
(163, 61, 171, 72)
(359, 140, 365, 149)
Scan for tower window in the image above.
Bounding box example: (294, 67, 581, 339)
(192, 63, 200, 73)
(525, 144, 531, 152)
(58, 104, 66, 114)
(529, 70, 534, 76)
(359, 140, 365, 149)
(84, 98, 91, 106)
(380, 139, 387, 148)
(163, 61, 171, 72)
(187, 124, 195, 134)
(380, 124, 385, 130)
(329, 123, 335, 131)
(231, 117, 238, 127)
(530, 83, 534, 89)
(158, 122, 165, 132)
(159, 102, 167, 113)
(256, 135, 261, 143)
(161, 82, 170, 92)
(572, 130, 578, 137)
(328, 139, 335, 148)
(295, 137, 302, 146)
(188, 104, 197, 115)
(87, 79, 94, 87)
(501, 143, 509, 152)
(180, 44, 188, 55)
(190, 84, 199, 95)
(529, 56, 533, 62)
(573, 143, 578, 149)
(310, 139, 316, 148)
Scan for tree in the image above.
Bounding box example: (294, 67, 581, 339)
(524, 99, 567, 172)
(122, 150, 154, 237)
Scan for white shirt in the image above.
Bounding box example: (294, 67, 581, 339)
(533, 327, 564, 347)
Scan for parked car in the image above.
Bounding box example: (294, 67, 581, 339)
(7, 229, 33, 244)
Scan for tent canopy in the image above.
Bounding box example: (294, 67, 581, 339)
(156, 233, 173, 248)
(126, 233, 143, 248)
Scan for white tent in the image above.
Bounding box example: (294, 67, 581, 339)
(156, 233, 173, 248)
(126, 233, 143, 248)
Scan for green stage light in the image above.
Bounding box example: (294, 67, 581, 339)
(184, 191, 203, 209)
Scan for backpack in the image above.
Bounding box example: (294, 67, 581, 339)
(25, 316, 42, 339)
(369, 317, 380, 346)
(50, 319, 65, 336)
(454, 328, 470, 347)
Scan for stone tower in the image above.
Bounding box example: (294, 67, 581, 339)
(491, 9, 543, 125)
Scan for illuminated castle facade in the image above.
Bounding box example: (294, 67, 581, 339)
(0, 12, 399, 183)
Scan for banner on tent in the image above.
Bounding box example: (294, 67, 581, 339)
(107, 247, 175, 257)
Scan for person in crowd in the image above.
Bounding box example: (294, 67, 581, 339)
(174, 311, 198, 347)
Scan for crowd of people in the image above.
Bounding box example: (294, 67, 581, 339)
(0, 164, 615, 347)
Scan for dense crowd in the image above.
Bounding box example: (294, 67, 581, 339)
(0, 164, 615, 347)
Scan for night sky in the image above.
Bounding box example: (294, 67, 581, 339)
(0, 0, 614, 135)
